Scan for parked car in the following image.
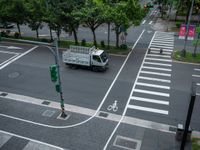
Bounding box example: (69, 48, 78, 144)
(0, 22, 15, 29)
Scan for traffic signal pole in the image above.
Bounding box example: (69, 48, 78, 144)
(52, 38, 67, 118)
(180, 82, 196, 150)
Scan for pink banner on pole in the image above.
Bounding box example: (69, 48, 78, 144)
(179, 24, 186, 39)
(188, 25, 195, 40)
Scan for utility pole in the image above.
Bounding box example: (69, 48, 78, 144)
(51, 38, 67, 118)
(180, 82, 196, 150)
(181, 0, 195, 57)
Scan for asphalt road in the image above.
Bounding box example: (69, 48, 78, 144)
(0, 7, 199, 150)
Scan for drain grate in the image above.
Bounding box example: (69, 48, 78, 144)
(98, 112, 108, 118)
(42, 110, 55, 117)
(57, 113, 70, 120)
(42, 101, 50, 105)
(0, 93, 8, 97)
(113, 135, 141, 150)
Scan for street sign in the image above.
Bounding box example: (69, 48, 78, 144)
(188, 25, 196, 40)
(179, 24, 186, 39)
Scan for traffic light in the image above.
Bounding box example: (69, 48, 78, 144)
(50, 65, 58, 82)
(55, 84, 61, 93)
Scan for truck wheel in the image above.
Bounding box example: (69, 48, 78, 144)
(92, 66, 98, 72)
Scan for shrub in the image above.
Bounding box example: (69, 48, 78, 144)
(14, 32, 20, 38)
(120, 44, 128, 50)
(100, 40, 105, 48)
(176, 22, 181, 28)
(40, 38, 49, 42)
(1, 31, 8, 37)
(81, 39, 86, 46)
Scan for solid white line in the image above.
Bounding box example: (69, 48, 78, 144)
(140, 70, 171, 77)
(197, 83, 200, 86)
(142, 20, 146, 24)
(194, 68, 200, 71)
(192, 75, 200, 78)
(144, 61, 172, 67)
(0, 54, 20, 66)
(0, 46, 38, 70)
(147, 54, 171, 58)
(131, 96, 169, 105)
(0, 50, 20, 55)
(127, 105, 169, 115)
(150, 45, 174, 49)
(154, 36, 174, 40)
(152, 41, 174, 44)
(150, 50, 171, 55)
(103, 30, 149, 150)
(134, 89, 170, 97)
(145, 57, 172, 62)
(153, 39, 174, 42)
(149, 21, 153, 24)
(142, 66, 172, 71)
(149, 47, 173, 52)
(136, 82, 170, 89)
(0, 130, 65, 150)
(138, 76, 171, 83)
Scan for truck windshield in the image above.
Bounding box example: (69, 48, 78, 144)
(100, 52, 107, 62)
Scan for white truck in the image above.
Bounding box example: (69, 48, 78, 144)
(62, 45, 108, 71)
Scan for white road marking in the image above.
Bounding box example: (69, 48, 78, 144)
(150, 45, 174, 49)
(136, 82, 170, 89)
(138, 76, 171, 83)
(141, 20, 146, 24)
(196, 83, 200, 86)
(0, 130, 65, 150)
(150, 43, 174, 47)
(147, 54, 171, 58)
(194, 68, 200, 71)
(144, 61, 172, 67)
(103, 31, 156, 150)
(150, 50, 172, 55)
(0, 45, 22, 50)
(0, 54, 20, 66)
(145, 57, 172, 62)
(0, 50, 20, 55)
(149, 47, 173, 52)
(140, 70, 171, 77)
(39, 34, 49, 37)
(131, 96, 169, 105)
(134, 89, 170, 97)
(149, 21, 153, 24)
(142, 66, 172, 71)
(127, 105, 169, 115)
(151, 41, 174, 44)
(192, 74, 200, 78)
(0, 46, 38, 70)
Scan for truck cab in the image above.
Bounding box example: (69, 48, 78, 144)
(91, 50, 108, 71)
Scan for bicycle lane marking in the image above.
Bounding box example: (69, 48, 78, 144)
(103, 31, 157, 150)
(0, 30, 145, 129)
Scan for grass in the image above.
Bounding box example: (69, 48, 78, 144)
(1, 35, 130, 55)
(172, 51, 200, 63)
(192, 138, 200, 150)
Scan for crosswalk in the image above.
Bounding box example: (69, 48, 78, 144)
(192, 68, 200, 95)
(0, 130, 64, 150)
(127, 31, 174, 116)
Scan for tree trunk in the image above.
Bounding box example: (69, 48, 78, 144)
(36, 28, 39, 39)
(116, 31, 119, 48)
(92, 29, 97, 47)
(49, 27, 53, 41)
(72, 28, 78, 45)
(17, 23, 21, 37)
(57, 29, 61, 41)
(107, 22, 110, 49)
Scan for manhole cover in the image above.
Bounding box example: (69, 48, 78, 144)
(42, 110, 55, 117)
(42, 101, 50, 105)
(113, 135, 141, 150)
(98, 112, 108, 118)
(0, 93, 8, 97)
(8, 72, 20, 78)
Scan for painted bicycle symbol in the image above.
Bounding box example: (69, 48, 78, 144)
(107, 100, 118, 112)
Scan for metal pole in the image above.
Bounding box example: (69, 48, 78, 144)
(181, 0, 195, 57)
(53, 38, 67, 118)
(180, 82, 196, 150)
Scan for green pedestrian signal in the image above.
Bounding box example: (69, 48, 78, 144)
(50, 65, 58, 82)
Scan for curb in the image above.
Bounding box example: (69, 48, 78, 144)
(172, 59, 200, 65)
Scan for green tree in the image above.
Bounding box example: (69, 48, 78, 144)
(192, 27, 200, 57)
(26, 0, 45, 39)
(0, 0, 27, 37)
(78, 0, 105, 47)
